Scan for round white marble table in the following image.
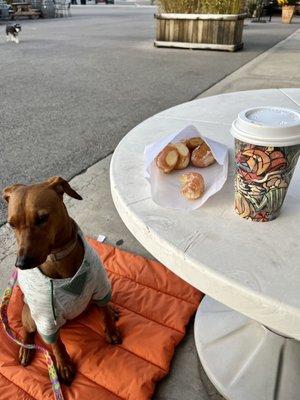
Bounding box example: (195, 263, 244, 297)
(110, 89, 300, 400)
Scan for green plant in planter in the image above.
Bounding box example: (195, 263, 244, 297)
(157, 0, 201, 13)
(246, 0, 259, 17)
(157, 0, 245, 14)
(200, 0, 245, 13)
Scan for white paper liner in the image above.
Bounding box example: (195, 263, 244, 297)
(144, 125, 229, 210)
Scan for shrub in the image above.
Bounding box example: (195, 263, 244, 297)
(246, 0, 259, 17)
(157, 0, 246, 14)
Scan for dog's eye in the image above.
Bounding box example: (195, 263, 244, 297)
(36, 214, 49, 226)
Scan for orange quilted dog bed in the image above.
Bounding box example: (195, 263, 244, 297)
(0, 239, 203, 400)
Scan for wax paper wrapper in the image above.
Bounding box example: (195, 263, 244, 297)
(144, 125, 228, 210)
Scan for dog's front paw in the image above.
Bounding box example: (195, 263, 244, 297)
(108, 304, 120, 321)
(105, 328, 122, 345)
(56, 357, 76, 386)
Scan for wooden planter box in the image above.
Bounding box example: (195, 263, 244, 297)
(154, 13, 247, 52)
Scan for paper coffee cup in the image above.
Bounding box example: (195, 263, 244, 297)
(231, 107, 300, 222)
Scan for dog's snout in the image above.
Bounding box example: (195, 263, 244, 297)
(15, 255, 35, 270)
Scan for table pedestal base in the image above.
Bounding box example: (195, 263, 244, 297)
(194, 297, 300, 400)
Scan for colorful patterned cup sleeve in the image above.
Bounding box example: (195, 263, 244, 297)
(234, 140, 300, 222)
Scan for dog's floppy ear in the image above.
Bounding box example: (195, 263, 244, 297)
(47, 176, 82, 200)
(2, 184, 25, 203)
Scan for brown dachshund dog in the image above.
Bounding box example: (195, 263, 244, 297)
(3, 176, 121, 385)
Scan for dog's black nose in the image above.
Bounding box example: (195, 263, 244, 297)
(15, 256, 35, 270)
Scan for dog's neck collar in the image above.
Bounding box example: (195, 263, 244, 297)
(48, 230, 78, 263)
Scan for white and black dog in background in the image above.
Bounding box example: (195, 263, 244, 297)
(6, 24, 22, 44)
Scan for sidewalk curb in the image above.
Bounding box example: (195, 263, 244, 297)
(198, 28, 300, 99)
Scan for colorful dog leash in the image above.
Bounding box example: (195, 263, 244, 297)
(0, 268, 64, 400)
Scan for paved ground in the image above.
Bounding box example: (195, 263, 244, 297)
(198, 29, 300, 98)
(0, 7, 299, 225)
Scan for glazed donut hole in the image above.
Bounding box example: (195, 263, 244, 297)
(155, 137, 216, 200)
